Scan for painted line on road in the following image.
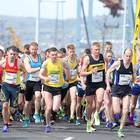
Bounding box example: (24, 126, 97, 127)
(64, 136, 74, 140)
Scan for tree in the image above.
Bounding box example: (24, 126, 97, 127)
(7, 27, 23, 52)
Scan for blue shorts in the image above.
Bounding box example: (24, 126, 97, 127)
(131, 84, 140, 96)
(76, 82, 85, 97)
(1, 82, 20, 107)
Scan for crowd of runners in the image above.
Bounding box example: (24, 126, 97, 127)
(0, 41, 140, 138)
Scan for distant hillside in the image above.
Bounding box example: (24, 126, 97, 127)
(0, 15, 127, 55)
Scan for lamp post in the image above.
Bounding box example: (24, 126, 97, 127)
(35, 0, 40, 44)
(35, 0, 66, 46)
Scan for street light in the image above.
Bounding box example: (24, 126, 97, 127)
(35, 0, 41, 44)
(35, 0, 66, 46)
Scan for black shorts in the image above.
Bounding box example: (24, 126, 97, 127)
(19, 87, 25, 94)
(112, 85, 131, 98)
(43, 85, 62, 96)
(68, 81, 78, 89)
(25, 81, 41, 101)
(85, 82, 106, 96)
(61, 87, 69, 101)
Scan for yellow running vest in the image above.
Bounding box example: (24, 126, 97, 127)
(44, 59, 64, 87)
(68, 58, 78, 84)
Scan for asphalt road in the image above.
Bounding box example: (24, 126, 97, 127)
(0, 121, 140, 140)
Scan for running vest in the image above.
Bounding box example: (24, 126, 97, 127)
(107, 59, 115, 68)
(113, 60, 133, 86)
(68, 58, 78, 84)
(86, 54, 105, 84)
(3, 57, 20, 85)
(107, 59, 115, 83)
(26, 54, 42, 82)
(44, 59, 64, 87)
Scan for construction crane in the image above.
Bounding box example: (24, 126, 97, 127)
(99, 0, 123, 17)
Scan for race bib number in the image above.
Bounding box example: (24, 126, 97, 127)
(4, 73, 17, 84)
(29, 72, 40, 81)
(70, 69, 77, 80)
(119, 74, 131, 85)
(49, 74, 59, 84)
(92, 71, 103, 83)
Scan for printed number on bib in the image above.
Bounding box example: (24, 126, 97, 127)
(5, 73, 17, 84)
(92, 71, 103, 83)
(49, 74, 59, 84)
(70, 69, 77, 79)
(119, 74, 131, 85)
(30, 72, 40, 81)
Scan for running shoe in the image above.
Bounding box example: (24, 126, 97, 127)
(22, 119, 30, 128)
(117, 129, 125, 138)
(69, 118, 75, 123)
(76, 119, 81, 125)
(2, 125, 8, 133)
(106, 122, 113, 129)
(44, 125, 52, 133)
(86, 121, 96, 133)
(33, 113, 41, 123)
(94, 111, 100, 126)
(128, 115, 134, 125)
(63, 114, 69, 121)
(112, 122, 118, 128)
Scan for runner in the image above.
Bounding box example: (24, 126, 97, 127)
(0, 46, 24, 132)
(106, 48, 134, 137)
(58, 48, 70, 122)
(66, 44, 78, 123)
(0, 47, 4, 118)
(75, 48, 90, 125)
(0, 47, 4, 87)
(104, 50, 116, 128)
(104, 41, 115, 59)
(17, 44, 30, 119)
(23, 42, 42, 127)
(39, 47, 70, 133)
(81, 42, 106, 132)
(129, 56, 140, 125)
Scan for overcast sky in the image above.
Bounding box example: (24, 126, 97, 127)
(0, 0, 111, 19)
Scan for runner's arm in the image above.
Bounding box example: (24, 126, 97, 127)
(63, 61, 70, 81)
(24, 56, 40, 73)
(39, 61, 49, 82)
(0, 59, 6, 68)
(80, 56, 91, 76)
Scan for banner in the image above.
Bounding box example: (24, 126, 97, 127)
(132, 0, 140, 64)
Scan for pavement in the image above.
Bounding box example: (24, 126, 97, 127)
(0, 120, 140, 140)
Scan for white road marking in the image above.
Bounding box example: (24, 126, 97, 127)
(64, 136, 74, 140)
